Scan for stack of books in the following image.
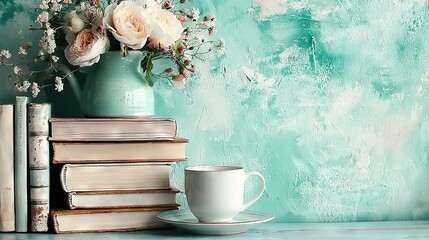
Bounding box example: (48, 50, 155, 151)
(0, 97, 189, 233)
(48, 117, 188, 233)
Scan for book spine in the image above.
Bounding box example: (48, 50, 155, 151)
(67, 192, 76, 210)
(28, 103, 51, 232)
(60, 165, 70, 193)
(0, 105, 15, 232)
(14, 96, 28, 232)
(49, 212, 60, 234)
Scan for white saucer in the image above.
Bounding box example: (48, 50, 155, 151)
(157, 209, 275, 235)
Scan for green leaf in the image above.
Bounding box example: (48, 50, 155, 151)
(172, 39, 183, 50)
(122, 46, 128, 57)
(144, 58, 154, 87)
(172, 39, 183, 56)
(104, 40, 111, 53)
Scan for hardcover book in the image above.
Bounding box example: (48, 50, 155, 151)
(0, 105, 15, 232)
(59, 163, 172, 192)
(66, 189, 180, 209)
(28, 103, 51, 232)
(50, 206, 178, 233)
(14, 96, 28, 232)
(49, 117, 177, 141)
(51, 138, 188, 163)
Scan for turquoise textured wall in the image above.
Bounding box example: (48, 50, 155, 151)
(1, 0, 429, 222)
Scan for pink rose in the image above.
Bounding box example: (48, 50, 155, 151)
(64, 29, 108, 67)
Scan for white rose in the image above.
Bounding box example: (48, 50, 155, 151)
(65, 11, 86, 33)
(66, 15, 103, 44)
(149, 9, 183, 47)
(103, 1, 152, 50)
(64, 29, 108, 67)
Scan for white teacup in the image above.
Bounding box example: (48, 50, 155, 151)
(185, 166, 265, 223)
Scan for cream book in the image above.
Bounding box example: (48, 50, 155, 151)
(67, 189, 180, 209)
(51, 138, 188, 164)
(60, 163, 172, 192)
(50, 206, 178, 233)
(49, 117, 177, 141)
(0, 104, 15, 232)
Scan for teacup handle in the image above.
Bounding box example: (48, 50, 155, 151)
(241, 171, 266, 211)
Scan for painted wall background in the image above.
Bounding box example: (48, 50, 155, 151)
(1, 0, 429, 223)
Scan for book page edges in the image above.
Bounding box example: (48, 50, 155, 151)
(69, 204, 179, 210)
(52, 158, 188, 164)
(51, 140, 188, 164)
(51, 206, 178, 215)
(49, 138, 190, 143)
(67, 189, 180, 209)
(52, 223, 169, 233)
(50, 207, 177, 233)
(49, 118, 176, 123)
(71, 188, 180, 195)
(59, 163, 172, 192)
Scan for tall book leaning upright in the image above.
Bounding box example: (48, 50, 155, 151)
(0, 104, 15, 232)
(14, 96, 28, 232)
(28, 103, 51, 232)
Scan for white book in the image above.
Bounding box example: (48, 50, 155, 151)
(0, 104, 15, 232)
(60, 163, 172, 192)
(67, 189, 179, 209)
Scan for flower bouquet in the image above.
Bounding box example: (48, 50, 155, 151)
(0, 0, 225, 98)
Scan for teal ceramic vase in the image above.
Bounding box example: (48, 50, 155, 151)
(68, 51, 154, 117)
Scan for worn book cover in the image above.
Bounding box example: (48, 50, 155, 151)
(28, 103, 51, 232)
